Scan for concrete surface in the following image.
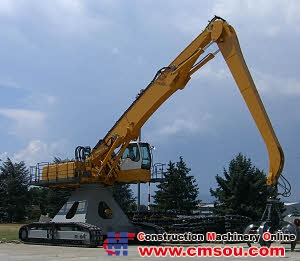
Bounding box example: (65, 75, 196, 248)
(0, 242, 300, 260)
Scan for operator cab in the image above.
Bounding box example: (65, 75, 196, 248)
(120, 142, 151, 171)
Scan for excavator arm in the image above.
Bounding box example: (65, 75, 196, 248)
(38, 16, 283, 187)
(89, 16, 283, 186)
(214, 20, 284, 186)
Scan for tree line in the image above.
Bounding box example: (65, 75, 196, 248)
(0, 153, 277, 222)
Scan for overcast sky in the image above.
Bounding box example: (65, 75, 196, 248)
(0, 0, 299, 204)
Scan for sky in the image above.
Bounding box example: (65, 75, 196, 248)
(0, 0, 299, 205)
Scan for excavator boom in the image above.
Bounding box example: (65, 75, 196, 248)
(33, 16, 283, 188)
(89, 16, 284, 186)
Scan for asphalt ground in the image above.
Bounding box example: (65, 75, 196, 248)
(0, 242, 300, 261)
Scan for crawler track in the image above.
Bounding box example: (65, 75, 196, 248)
(19, 222, 103, 247)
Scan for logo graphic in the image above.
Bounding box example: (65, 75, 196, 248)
(103, 232, 135, 256)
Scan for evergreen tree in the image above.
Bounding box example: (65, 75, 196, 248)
(153, 157, 198, 214)
(0, 158, 29, 222)
(28, 187, 48, 211)
(45, 188, 72, 218)
(210, 153, 270, 220)
(27, 187, 48, 220)
(112, 182, 136, 212)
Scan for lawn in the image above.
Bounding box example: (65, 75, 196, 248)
(0, 224, 24, 241)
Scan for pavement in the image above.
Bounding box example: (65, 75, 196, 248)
(0, 242, 300, 260)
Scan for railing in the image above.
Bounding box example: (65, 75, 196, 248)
(29, 161, 165, 186)
(151, 163, 166, 182)
(29, 161, 78, 186)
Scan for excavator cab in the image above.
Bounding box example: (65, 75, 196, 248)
(116, 141, 152, 183)
(120, 142, 152, 171)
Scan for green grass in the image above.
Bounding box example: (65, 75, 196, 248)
(0, 223, 24, 241)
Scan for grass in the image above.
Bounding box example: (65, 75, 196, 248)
(0, 223, 24, 241)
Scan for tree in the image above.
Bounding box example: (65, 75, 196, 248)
(44, 188, 72, 218)
(112, 183, 136, 212)
(153, 157, 199, 214)
(210, 153, 271, 220)
(26, 187, 51, 220)
(0, 158, 30, 222)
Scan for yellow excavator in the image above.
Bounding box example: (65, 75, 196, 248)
(19, 16, 294, 247)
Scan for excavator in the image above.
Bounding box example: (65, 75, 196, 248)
(19, 16, 296, 247)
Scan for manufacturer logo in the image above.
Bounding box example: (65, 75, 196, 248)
(103, 232, 135, 256)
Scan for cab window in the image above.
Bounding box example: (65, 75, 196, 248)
(122, 143, 140, 162)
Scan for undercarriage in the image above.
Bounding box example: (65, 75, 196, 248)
(19, 184, 163, 247)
